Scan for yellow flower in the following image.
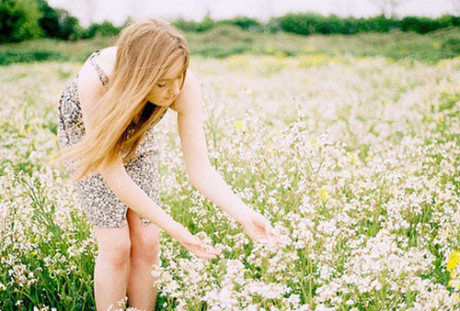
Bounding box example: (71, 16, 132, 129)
(436, 116, 444, 124)
(265, 45, 275, 54)
(274, 51, 286, 58)
(50, 153, 58, 162)
(234, 120, 245, 131)
(447, 250, 460, 271)
(348, 154, 355, 164)
(310, 138, 317, 149)
(31, 251, 36, 256)
(319, 188, 330, 201)
(365, 155, 373, 162)
(224, 88, 235, 97)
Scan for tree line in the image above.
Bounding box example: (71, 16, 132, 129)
(1, 0, 458, 44)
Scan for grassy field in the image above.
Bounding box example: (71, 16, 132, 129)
(0, 31, 459, 310)
(0, 26, 459, 65)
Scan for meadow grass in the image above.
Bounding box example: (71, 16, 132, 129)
(0, 48, 459, 309)
(0, 26, 459, 65)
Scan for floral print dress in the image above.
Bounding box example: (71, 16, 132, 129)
(57, 50, 167, 228)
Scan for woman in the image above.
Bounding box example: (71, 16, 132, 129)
(57, 19, 275, 310)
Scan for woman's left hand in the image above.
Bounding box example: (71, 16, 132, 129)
(239, 209, 277, 243)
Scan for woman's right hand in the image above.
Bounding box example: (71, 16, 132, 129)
(168, 223, 221, 259)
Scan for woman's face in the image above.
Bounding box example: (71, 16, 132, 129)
(146, 60, 185, 107)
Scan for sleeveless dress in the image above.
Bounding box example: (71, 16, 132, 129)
(57, 50, 167, 228)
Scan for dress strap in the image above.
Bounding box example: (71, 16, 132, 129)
(89, 50, 109, 87)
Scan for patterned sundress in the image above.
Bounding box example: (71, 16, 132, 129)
(57, 50, 167, 228)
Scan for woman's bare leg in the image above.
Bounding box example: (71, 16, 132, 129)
(94, 225, 132, 311)
(126, 208, 161, 311)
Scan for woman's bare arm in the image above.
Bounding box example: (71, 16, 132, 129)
(173, 71, 276, 241)
(97, 157, 183, 236)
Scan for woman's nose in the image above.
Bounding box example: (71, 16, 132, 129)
(168, 80, 180, 96)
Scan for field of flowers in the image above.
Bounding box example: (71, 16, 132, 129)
(0, 53, 459, 310)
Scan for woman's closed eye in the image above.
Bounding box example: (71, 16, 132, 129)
(157, 82, 166, 88)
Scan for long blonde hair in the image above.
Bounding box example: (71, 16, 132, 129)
(61, 19, 189, 181)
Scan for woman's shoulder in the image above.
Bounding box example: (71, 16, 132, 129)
(83, 46, 116, 82)
(94, 46, 117, 78)
(77, 47, 117, 100)
(76, 50, 114, 113)
(77, 64, 105, 114)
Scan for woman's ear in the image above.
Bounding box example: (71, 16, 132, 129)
(180, 69, 188, 89)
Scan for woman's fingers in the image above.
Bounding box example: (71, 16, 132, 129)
(204, 245, 222, 256)
(187, 239, 221, 259)
(201, 242, 222, 257)
(265, 222, 276, 239)
(196, 250, 218, 259)
(264, 222, 282, 244)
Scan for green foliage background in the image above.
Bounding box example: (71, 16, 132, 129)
(0, 0, 42, 42)
(0, 0, 458, 44)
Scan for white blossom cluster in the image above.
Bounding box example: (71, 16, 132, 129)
(0, 54, 458, 310)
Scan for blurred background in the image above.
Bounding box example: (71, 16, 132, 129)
(46, 0, 460, 26)
(0, 0, 459, 64)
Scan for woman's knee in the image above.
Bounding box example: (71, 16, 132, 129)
(131, 228, 160, 261)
